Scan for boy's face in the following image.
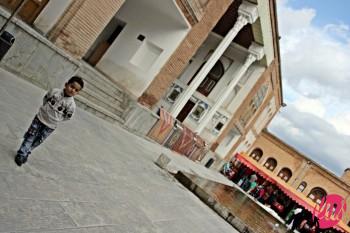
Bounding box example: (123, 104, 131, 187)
(64, 82, 82, 97)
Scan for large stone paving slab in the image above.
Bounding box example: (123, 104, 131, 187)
(0, 198, 76, 232)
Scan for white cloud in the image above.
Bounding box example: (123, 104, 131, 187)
(324, 23, 350, 43)
(329, 113, 350, 135)
(278, 1, 350, 100)
(270, 106, 350, 175)
(293, 97, 326, 118)
(269, 1, 350, 175)
(277, 0, 315, 35)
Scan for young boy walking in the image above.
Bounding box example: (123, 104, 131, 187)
(15, 76, 84, 166)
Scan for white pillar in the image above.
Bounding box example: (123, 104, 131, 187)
(195, 43, 264, 133)
(170, 1, 259, 117)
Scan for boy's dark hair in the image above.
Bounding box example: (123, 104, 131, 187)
(67, 76, 84, 89)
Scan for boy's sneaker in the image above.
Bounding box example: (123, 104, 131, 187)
(14, 154, 22, 166)
(14, 155, 27, 166)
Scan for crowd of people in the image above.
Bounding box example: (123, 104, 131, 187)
(221, 161, 321, 233)
(223, 162, 285, 211)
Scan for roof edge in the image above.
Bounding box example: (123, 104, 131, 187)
(270, 0, 284, 106)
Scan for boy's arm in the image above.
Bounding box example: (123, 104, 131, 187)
(43, 89, 54, 105)
(63, 103, 76, 121)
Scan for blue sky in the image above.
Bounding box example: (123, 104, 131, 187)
(269, 0, 350, 175)
(288, 0, 350, 26)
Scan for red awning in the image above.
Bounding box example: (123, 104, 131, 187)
(235, 153, 315, 210)
(274, 180, 314, 212)
(235, 153, 276, 183)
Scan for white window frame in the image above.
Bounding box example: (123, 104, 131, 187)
(211, 112, 228, 135)
(167, 85, 183, 103)
(190, 101, 208, 121)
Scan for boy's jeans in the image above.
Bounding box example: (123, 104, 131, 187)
(17, 116, 54, 158)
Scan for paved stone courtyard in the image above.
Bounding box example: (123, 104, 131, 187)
(0, 68, 238, 233)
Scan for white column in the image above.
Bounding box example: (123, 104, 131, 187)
(170, 1, 258, 117)
(195, 43, 264, 133)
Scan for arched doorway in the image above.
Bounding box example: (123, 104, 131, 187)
(308, 187, 327, 204)
(187, 60, 225, 97)
(197, 60, 225, 96)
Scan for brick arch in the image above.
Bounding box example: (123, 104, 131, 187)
(263, 157, 277, 171)
(277, 167, 292, 182)
(307, 187, 327, 204)
(249, 148, 263, 161)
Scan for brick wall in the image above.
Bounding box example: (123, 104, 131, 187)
(49, 0, 125, 58)
(138, 0, 233, 108)
(247, 132, 304, 182)
(49, 0, 85, 42)
(176, 0, 208, 26)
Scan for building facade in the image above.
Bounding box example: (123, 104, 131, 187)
(240, 130, 350, 231)
(0, 0, 282, 167)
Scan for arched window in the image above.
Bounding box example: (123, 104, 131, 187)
(277, 168, 292, 182)
(308, 187, 327, 204)
(263, 157, 277, 171)
(297, 181, 307, 192)
(249, 148, 263, 162)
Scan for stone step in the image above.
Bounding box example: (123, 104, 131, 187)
(79, 63, 126, 101)
(81, 73, 125, 105)
(82, 82, 124, 108)
(76, 62, 133, 124)
(79, 88, 124, 118)
(75, 95, 125, 125)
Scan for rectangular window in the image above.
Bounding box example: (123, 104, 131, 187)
(191, 102, 207, 121)
(215, 122, 224, 131)
(167, 85, 182, 103)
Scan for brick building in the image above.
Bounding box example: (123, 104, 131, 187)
(0, 1, 282, 168)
